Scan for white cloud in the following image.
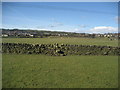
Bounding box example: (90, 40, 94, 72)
(49, 22, 64, 28)
(115, 16, 120, 21)
(89, 26, 118, 34)
(78, 24, 89, 28)
(73, 28, 83, 33)
(114, 16, 120, 23)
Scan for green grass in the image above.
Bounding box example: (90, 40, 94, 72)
(2, 37, 118, 88)
(3, 54, 118, 88)
(2, 37, 118, 46)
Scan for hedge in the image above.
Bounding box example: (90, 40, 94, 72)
(2, 43, 120, 56)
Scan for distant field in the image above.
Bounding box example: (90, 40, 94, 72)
(3, 54, 118, 88)
(2, 37, 118, 46)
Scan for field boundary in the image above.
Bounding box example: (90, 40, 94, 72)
(2, 43, 120, 56)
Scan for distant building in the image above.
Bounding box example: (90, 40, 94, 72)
(2, 34, 8, 37)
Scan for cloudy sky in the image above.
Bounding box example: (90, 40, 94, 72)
(2, 2, 118, 33)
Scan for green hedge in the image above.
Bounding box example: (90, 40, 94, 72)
(2, 43, 120, 56)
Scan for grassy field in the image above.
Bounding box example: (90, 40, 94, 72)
(2, 37, 118, 46)
(2, 37, 118, 88)
(3, 54, 118, 88)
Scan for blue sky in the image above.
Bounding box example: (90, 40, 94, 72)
(2, 2, 118, 33)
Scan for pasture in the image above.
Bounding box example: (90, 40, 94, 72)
(2, 37, 118, 88)
(2, 54, 118, 88)
(2, 37, 118, 46)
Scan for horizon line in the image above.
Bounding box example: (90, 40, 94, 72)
(1, 28, 119, 34)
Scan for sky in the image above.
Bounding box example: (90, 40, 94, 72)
(2, 2, 118, 33)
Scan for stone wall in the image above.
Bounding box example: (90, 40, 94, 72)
(2, 43, 120, 56)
